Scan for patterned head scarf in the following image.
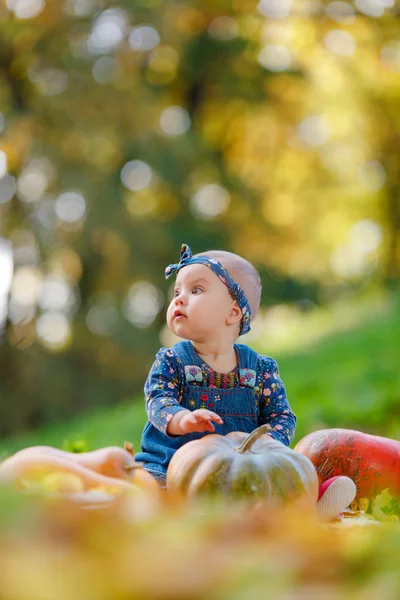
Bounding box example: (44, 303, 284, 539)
(165, 243, 252, 336)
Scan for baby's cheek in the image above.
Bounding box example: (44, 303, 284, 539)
(166, 307, 174, 324)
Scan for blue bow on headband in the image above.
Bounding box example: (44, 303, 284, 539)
(165, 244, 252, 336)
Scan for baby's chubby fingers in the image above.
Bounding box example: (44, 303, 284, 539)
(177, 409, 224, 434)
(191, 409, 223, 425)
(167, 409, 223, 435)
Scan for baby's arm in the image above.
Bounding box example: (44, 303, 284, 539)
(144, 348, 187, 435)
(258, 357, 296, 446)
(144, 348, 223, 437)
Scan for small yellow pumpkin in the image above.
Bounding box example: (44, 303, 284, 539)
(167, 425, 319, 506)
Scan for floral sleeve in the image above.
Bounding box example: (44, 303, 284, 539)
(144, 348, 186, 435)
(258, 357, 296, 446)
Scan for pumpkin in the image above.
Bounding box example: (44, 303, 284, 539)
(5, 443, 159, 493)
(294, 428, 400, 500)
(0, 450, 160, 497)
(167, 424, 319, 505)
(9, 442, 137, 479)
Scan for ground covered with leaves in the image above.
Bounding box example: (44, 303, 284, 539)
(0, 487, 400, 600)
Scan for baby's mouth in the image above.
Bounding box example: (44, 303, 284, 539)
(173, 309, 187, 320)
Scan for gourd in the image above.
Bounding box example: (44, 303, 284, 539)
(0, 447, 160, 497)
(9, 442, 153, 482)
(0, 452, 140, 492)
(295, 428, 400, 500)
(167, 424, 319, 505)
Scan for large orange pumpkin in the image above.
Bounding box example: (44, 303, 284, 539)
(295, 428, 400, 500)
(167, 425, 318, 505)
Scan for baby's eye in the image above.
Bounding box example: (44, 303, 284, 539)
(192, 286, 202, 294)
(173, 289, 180, 297)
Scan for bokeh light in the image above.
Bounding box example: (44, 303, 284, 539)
(8, 297, 36, 325)
(122, 281, 164, 328)
(87, 9, 128, 54)
(319, 142, 355, 174)
(298, 115, 330, 147)
(124, 190, 158, 218)
(129, 25, 160, 51)
(355, 0, 385, 17)
(147, 45, 179, 83)
(11, 229, 39, 267)
(208, 17, 239, 41)
(326, 2, 356, 24)
(0, 175, 15, 204)
(37, 276, 78, 315)
(36, 312, 72, 350)
(324, 30, 356, 57)
(0, 238, 13, 297)
(120, 160, 152, 191)
(86, 292, 119, 336)
(34, 197, 57, 229)
(349, 220, 382, 254)
(64, 0, 95, 18)
(159, 106, 191, 136)
(381, 44, 400, 71)
(49, 247, 83, 282)
(0, 151, 8, 178)
(16, 158, 55, 203)
(330, 219, 382, 279)
(258, 45, 291, 71)
(358, 161, 386, 191)
(190, 184, 230, 220)
(6, 0, 45, 19)
(257, 0, 292, 19)
(87, 304, 119, 336)
(28, 68, 69, 96)
(11, 266, 42, 307)
(55, 191, 87, 227)
(0, 297, 8, 331)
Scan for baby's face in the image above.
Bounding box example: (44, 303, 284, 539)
(167, 263, 237, 342)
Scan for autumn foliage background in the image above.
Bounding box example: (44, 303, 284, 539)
(0, 0, 399, 449)
(0, 3, 400, 598)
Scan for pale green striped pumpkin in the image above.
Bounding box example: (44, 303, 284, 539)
(167, 425, 319, 505)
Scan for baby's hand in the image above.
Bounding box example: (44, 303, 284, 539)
(167, 409, 223, 435)
(180, 409, 224, 434)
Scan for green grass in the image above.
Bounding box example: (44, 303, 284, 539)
(0, 401, 147, 459)
(277, 297, 400, 444)
(0, 295, 399, 457)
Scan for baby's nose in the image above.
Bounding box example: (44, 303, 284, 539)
(175, 293, 186, 305)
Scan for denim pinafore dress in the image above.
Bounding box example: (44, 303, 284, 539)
(136, 341, 259, 478)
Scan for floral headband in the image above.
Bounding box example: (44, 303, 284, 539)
(165, 243, 252, 336)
